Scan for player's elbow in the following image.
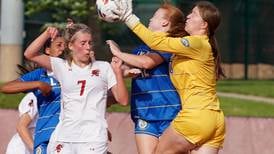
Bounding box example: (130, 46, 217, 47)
(24, 51, 32, 60)
(24, 49, 36, 61)
(142, 63, 154, 70)
(16, 122, 23, 134)
(140, 59, 156, 70)
(119, 101, 128, 106)
(117, 96, 129, 106)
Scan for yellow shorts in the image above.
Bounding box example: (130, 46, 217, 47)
(172, 109, 225, 148)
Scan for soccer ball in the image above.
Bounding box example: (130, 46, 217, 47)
(96, 0, 119, 22)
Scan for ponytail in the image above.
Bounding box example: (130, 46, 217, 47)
(195, 1, 225, 80)
(209, 35, 225, 80)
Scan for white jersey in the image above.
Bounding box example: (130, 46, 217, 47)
(6, 92, 38, 154)
(18, 92, 38, 129)
(50, 57, 116, 143)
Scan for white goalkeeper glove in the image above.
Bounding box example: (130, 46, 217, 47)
(113, 0, 140, 29)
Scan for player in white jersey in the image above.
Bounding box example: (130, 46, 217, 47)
(24, 23, 129, 154)
(6, 92, 37, 154)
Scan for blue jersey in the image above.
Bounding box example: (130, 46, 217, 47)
(20, 68, 61, 148)
(131, 45, 181, 121)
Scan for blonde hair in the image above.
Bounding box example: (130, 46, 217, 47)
(64, 23, 92, 65)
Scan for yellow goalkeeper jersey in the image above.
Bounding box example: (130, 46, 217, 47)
(131, 23, 220, 110)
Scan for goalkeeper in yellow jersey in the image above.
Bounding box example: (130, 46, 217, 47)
(111, 1, 226, 154)
(106, 3, 187, 154)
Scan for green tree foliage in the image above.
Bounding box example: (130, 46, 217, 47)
(23, 0, 130, 58)
(23, 0, 95, 22)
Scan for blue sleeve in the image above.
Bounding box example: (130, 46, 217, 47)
(19, 68, 43, 82)
(132, 45, 150, 55)
(132, 45, 172, 62)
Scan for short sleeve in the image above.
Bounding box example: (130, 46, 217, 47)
(18, 92, 38, 119)
(19, 69, 42, 82)
(50, 57, 66, 81)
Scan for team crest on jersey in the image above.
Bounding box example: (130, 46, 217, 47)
(28, 99, 34, 107)
(138, 119, 148, 129)
(137, 51, 147, 55)
(35, 146, 42, 154)
(91, 69, 100, 76)
(55, 144, 63, 153)
(181, 38, 190, 47)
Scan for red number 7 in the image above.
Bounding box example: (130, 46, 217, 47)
(77, 80, 86, 96)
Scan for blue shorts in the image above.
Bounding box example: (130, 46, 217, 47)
(134, 119, 172, 138)
(34, 142, 47, 154)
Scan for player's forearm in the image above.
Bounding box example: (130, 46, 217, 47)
(17, 125, 34, 150)
(24, 31, 49, 60)
(131, 23, 184, 55)
(131, 23, 166, 51)
(0, 80, 40, 94)
(24, 31, 52, 71)
(16, 114, 34, 150)
(113, 72, 129, 106)
(117, 52, 155, 69)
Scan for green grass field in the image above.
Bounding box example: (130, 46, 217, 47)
(219, 97, 274, 117)
(217, 80, 274, 97)
(1, 80, 274, 117)
(0, 93, 25, 109)
(107, 96, 274, 118)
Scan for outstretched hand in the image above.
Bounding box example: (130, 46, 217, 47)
(38, 81, 52, 96)
(111, 56, 123, 67)
(113, 0, 133, 22)
(44, 27, 58, 41)
(111, 56, 123, 75)
(106, 40, 122, 57)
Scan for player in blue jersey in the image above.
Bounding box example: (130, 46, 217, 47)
(106, 3, 187, 154)
(0, 29, 66, 154)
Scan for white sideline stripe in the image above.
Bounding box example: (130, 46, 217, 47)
(136, 104, 180, 110)
(132, 90, 177, 95)
(217, 92, 274, 104)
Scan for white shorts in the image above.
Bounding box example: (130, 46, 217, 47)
(47, 128, 108, 154)
(47, 141, 107, 154)
(6, 133, 32, 154)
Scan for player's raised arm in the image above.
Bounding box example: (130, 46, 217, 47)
(106, 40, 163, 69)
(24, 27, 58, 71)
(110, 57, 129, 106)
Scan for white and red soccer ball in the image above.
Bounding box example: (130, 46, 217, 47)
(96, 0, 119, 22)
